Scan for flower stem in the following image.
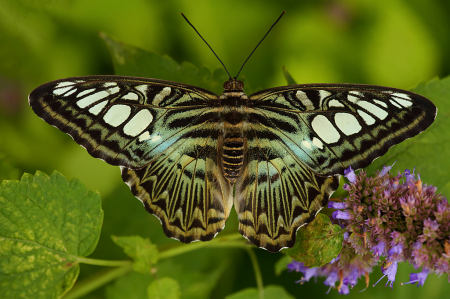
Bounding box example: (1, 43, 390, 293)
(246, 247, 264, 299)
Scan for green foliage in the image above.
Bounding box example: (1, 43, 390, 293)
(225, 285, 295, 299)
(147, 277, 181, 299)
(282, 213, 343, 268)
(274, 255, 292, 276)
(112, 235, 159, 273)
(100, 32, 232, 95)
(0, 171, 103, 299)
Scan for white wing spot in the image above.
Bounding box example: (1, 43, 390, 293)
(88, 100, 108, 115)
(357, 101, 388, 120)
(103, 82, 117, 88)
(390, 100, 402, 108)
(53, 86, 73, 96)
(374, 99, 388, 108)
(123, 109, 153, 137)
(312, 137, 323, 149)
(138, 131, 150, 142)
(301, 140, 312, 149)
(392, 92, 411, 100)
(329, 99, 345, 108)
(77, 90, 109, 108)
(77, 88, 96, 98)
(153, 87, 172, 106)
(357, 110, 376, 125)
(56, 81, 75, 88)
(391, 93, 413, 107)
(311, 115, 340, 144)
(335, 113, 362, 135)
(296, 90, 314, 110)
(63, 88, 77, 97)
(103, 104, 131, 127)
(76, 86, 120, 108)
(319, 90, 332, 103)
(349, 91, 363, 97)
(122, 92, 139, 101)
(135, 85, 148, 95)
(347, 94, 359, 103)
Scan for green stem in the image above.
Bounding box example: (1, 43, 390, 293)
(63, 264, 133, 299)
(76, 257, 131, 267)
(159, 232, 245, 259)
(246, 247, 264, 299)
(65, 233, 246, 298)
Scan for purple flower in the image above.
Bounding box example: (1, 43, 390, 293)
(401, 269, 429, 287)
(379, 163, 395, 177)
(288, 166, 449, 295)
(371, 241, 385, 257)
(404, 168, 416, 185)
(323, 271, 339, 287)
(294, 267, 319, 283)
(338, 283, 350, 295)
(374, 261, 398, 289)
(344, 166, 356, 183)
(343, 269, 359, 288)
(332, 210, 351, 220)
(328, 201, 347, 209)
(287, 260, 307, 272)
(388, 244, 404, 262)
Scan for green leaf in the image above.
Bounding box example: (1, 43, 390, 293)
(0, 171, 103, 299)
(112, 235, 159, 273)
(99, 32, 229, 95)
(366, 76, 450, 195)
(282, 213, 343, 267)
(147, 277, 181, 299)
(282, 66, 297, 85)
(225, 285, 295, 299)
(274, 255, 292, 276)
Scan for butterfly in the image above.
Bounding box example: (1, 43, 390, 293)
(28, 14, 437, 252)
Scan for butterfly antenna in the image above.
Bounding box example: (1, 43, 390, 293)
(235, 11, 286, 80)
(181, 13, 232, 79)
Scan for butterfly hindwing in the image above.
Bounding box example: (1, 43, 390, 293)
(249, 84, 436, 176)
(235, 122, 338, 252)
(121, 124, 233, 243)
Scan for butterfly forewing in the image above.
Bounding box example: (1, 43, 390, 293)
(29, 76, 218, 169)
(249, 84, 437, 177)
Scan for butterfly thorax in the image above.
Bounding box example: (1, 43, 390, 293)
(219, 79, 247, 182)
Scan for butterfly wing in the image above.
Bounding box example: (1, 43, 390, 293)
(29, 76, 233, 242)
(248, 83, 437, 176)
(235, 123, 338, 252)
(234, 83, 436, 252)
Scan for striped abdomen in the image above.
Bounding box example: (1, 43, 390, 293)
(223, 130, 244, 182)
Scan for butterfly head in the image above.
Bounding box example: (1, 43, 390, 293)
(223, 78, 244, 91)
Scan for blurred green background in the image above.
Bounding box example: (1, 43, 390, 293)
(1, 0, 449, 298)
